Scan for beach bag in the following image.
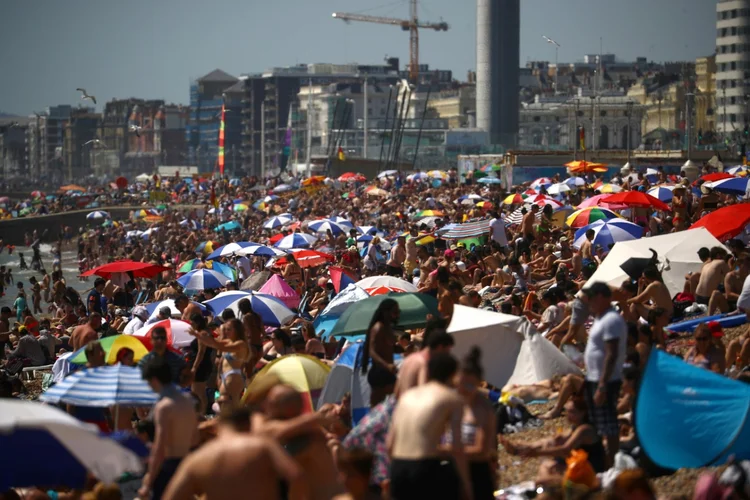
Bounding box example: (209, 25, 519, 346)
(564, 449, 597, 489)
(494, 397, 536, 434)
(672, 292, 695, 319)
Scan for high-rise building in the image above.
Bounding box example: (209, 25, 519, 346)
(715, 0, 750, 136)
(476, 0, 520, 146)
(63, 108, 100, 179)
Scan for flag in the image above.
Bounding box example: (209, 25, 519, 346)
(218, 103, 226, 175)
(337, 146, 345, 162)
(579, 127, 586, 151)
(210, 185, 218, 209)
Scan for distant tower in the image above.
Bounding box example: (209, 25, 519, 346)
(476, 0, 520, 146)
(715, 0, 750, 137)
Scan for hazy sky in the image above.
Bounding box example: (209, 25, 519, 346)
(0, 0, 716, 115)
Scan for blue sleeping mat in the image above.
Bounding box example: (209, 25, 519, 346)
(666, 313, 747, 333)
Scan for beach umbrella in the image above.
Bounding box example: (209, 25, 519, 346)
(330, 293, 440, 337)
(40, 365, 158, 408)
(263, 214, 293, 229)
(565, 207, 621, 229)
(259, 274, 300, 309)
(314, 284, 371, 338)
(564, 177, 587, 187)
(263, 194, 281, 203)
(727, 165, 748, 175)
(308, 219, 348, 236)
(275, 233, 318, 249)
(479, 163, 502, 172)
(86, 210, 109, 220)
(206, 242, 259, 260)
(240, 270, 272, 291)
(364, 286, 406, 296)
(252, 200, 267, 211)
(272, 249, 334, 268)
(415, 209, 444, 218)
(177, 258, 209, 273)
(572, 219, 643, 250)
(647, 186, 676, 202)
(595, 184, 623, 194)
(456, 194, 485, 205)
(504, 207, 540, 227)
(407, 172, 429, 182)
(355, 276, 418, 293)
(565, 160, 608, 173)
(329, 266, 357, 294)
(273, 183, 294, 193)
(0, 400, 143, 491)
(143, 299, 207, 322)
(129, 319, 194, 349)
(327, 216, 356, 229)
(695, 172, 734, 185)
(338, 172, 362, 182)
(81, 260, 167, 279)
(244, 355, 331, 412)
(177, 269, 232, 290)
(59, 184, 86, 192)
(204, 291, 295, 326)
(427, 170, 449, 180)
(527, 197, 563, 210)
(690, 204, 750, 241)
(68, 335, 149, 366)
(236, 244, 287, 258)
(216, 220, 242, 232)
(530, 177, 553, 189)
(357, 226, 385, 236)
(364, 186, 388, 197)
(576, 194, 629, 210)
(601, 191, 670, 211)
(232, 203, 249, 212)
(377, 170, 398, 178)
(195, 240, 219, 255)
(546, 183, 571, 195)
(503, 193, 529, 205)
(707, 177, 750, 196)
(125, 230, 145, 240)
(30, 190, 45, 199)
(477, 177, 502, 185)
(210, 260, 237, 281)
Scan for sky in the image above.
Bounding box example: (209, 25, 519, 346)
(0, 0, 716, 116)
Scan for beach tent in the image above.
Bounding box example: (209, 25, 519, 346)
(635, 350, 750, 469)
(258, 274, 300, 309)
(314, 284, 371, 339)
(447, 305, 581, 389)
(583, 227, 725, 298)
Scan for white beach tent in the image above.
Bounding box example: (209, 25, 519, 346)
(582, 227, 725, 298)
(447, 305, 581, 389)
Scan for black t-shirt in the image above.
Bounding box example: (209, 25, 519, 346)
(87, 289, 102, 314)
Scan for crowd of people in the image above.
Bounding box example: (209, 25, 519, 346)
(1, 164, 750, 500)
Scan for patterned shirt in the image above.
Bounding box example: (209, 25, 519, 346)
(341, 395, 396, 486)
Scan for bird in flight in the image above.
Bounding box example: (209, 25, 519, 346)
(76, 88, 97, 105)
(83, 139, 104, 147)
(129, 124, 142, 137)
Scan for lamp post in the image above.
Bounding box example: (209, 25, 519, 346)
(542, 35, 561, 93)
(626, 101, 634, 164)
(590, 95, 596, 152)
(573, 99, 580, 160)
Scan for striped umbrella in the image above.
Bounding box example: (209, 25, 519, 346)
(427, 170, 449, 180)
(355, 276, 418, 293)
(86, 210, 109, 220)
(528, 197, 564, 210)
(204, 291, 296, 326)
(647, 186, 676, 202)
(708, 177, 750, 196)
(564, 177, 587, 187)
(233, 203, 249, 212)
(68, 335, 149, 366)
(206, 242, 259, 260)
(365, 286, 406, 295)
(327, 216, 356, 229)
(177, 269, 232, 290)
(505, 206, 542, 226)
(407, 172, 429, 182)
(272, 249, 335, 268)
(177, 258, 208, 273)
(210, 260, 237, 281)
(263, 195, 280, 203)
(264, 214, 293, 229)
(565, 207, 620, 228)
(415, 209, 444, 218)
(530, 177, 553, 189)
(308, 220, 348, 236)
(40, 365, 158, 407)
(274, 233, 318, 249)
(236, 244, 287, 258)
(547, 183, 571, 195)
(572, 219, 643, 250)
(129, 319, 194, 349)
(441, 219, 491, 239)
(503, 193, 529, 205)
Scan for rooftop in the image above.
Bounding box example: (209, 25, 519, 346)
(197, 69, 239, 83)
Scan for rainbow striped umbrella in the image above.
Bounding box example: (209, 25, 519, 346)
(503, 193, 529, 205)
(479, 163, 502, 172)
(178, 259, 207, 273)
(565, 207, 621, 229)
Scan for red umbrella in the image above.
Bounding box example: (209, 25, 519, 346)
(273, 250, 334, 269)
(689, 203, 750, 241)
(693, 172, 734, 186)
(329, 266, 356, 293)
(600, 192, 670, 212)
(365, 286, 406, 296)
(115, 176, 128, 189)
(268, 233, 284, 245)
(81, 260, 168, 278)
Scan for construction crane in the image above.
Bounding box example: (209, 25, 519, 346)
(332, 0, 448, 83)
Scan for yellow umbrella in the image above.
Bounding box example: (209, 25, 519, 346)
(596, 183, 623, 194)
(244, 354, 331, 412)
(565, 160, 608, 174)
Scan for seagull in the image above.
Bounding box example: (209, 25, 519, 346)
(83, 139, 104, 147)
(542, 35, 560, 47)
(76, 88, 97, 105)
(129, 124, 142, 137)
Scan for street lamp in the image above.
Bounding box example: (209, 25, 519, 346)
(542, 35, 561, 93)
(573, 99, 581, 160)
(626, 100, 634, 164)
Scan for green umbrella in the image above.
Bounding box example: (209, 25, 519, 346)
(330, 292, 440, 337)
(472, 171, 488, 179)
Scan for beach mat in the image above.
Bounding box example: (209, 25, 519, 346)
(666, 312, 747, 333)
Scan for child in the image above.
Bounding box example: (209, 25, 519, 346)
(13, 292, 27, 323)
(18, 253, 28, 270)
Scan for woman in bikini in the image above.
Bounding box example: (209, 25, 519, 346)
(237, 298, 264, 374)
(191, 318, 249, 406)
(684, 323, 725, 374)
(283, 254, 304, 295)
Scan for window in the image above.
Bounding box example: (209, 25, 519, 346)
(731, 114, 738, 122)
(732, 27, 738, 35)
(533, 116, 540, 122)
(600, 110, 607, 117)
(368, 108, 372, 116)
(731, 96, 737, 105)
(732, 61, 737, 70)
(732, 9, 738, 18)
(732, 44, 737, 54)
(733, 80, 738, 88)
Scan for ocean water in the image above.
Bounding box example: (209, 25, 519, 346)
(0, 243, 89, 312)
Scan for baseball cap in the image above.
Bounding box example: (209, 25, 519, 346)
(346, 237, 356, 246)
(444, 249, 456, 259)
(583, 282, 612, 299)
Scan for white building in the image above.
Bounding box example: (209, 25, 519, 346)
(715, 0, 750, 134)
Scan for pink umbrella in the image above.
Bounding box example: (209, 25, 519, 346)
(259, 274, 300, 310)
(577, 194, 628, 211)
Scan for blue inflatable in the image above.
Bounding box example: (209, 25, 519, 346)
(666, 313, 747, 333)
(635, 350, 750, 469)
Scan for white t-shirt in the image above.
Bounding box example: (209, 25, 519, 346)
(490, 217, 509, 247)
(584, 308, 627, 383)
(541, 304, 562, 328)
(123, 316, 145, 334)
(738, 274, 750, 312)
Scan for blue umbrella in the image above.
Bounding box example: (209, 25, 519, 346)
(708, 177, 749, 196)
(274, 233, 318, 249)
(309, 220, 348, 236)
(86, 211, 109, 221)
(40, 365, 158, 407)
(573, 219, 643, 250)
(263, 214, 293, 229)
(0, 400, 143, 491)
(646, 186, 675, 202)
(477, 177, 502, 185)
(204, 291, 296, 326)
(177, 269, 232, 290)
(216, 220, 241, 232)
(236, 244, 287, 258)
(210, 260, 237, 281)
(328, 216, 355, 229)
(206, 242, 259, 260)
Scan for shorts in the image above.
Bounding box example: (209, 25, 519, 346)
(470, 461, 495, 500)
(570, 298, 589, 326)
(696, 295, 710, 305)
(584, 380, 622, 437)
(390, 458, 460, 500)
(152, 457, 183, 500)
(366, 364, 397, 389)
(386, 265, 402, 277)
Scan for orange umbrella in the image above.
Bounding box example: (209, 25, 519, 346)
(59, 184, 86, 193)
(565, 161, 608, 174)
(302, 176, 325, 186)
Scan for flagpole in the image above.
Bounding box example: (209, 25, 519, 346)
(305, 78, 312, 178)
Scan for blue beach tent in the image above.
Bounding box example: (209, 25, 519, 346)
(635, 350, 750, 469)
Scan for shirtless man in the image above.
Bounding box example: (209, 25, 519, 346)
(362, 299, 399, 407)
(175, 294, 202, 322)
(695, 247, 730, 307)
(627, 266, 674, 320)
(163, 406, 306, 500)
(684, 247, 711, 295)
(709, 254, 750, 314)
(386, 236, 406, 278)
(388, 352, 472, 500)
(404, 228, 419, 277)
(579, 229, 595, 266)
(70, 312, 101, 351)
(394, 320, 453, 397)
(139, 358, 198, 500)
(262, 385, 343, 500)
